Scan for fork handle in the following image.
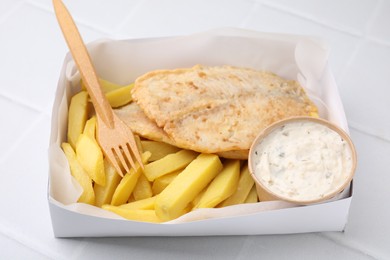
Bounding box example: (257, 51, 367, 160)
(53, 0, 114, 128)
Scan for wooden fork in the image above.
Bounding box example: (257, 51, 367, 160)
(53, 0, 143, 176)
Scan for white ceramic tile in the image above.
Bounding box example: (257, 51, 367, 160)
(367, 0, 390, 43)
(0, 1, 389, 259)
(0, 3, 106, 114)
(243, 6, 360, 80)
(0, 0, 24, 21)
(30, 0, 143, 34)
(262, 0, 379, 34)
(0, 97, 39, 160)
(0, 233, 49, 260)
(240, 233, 371, 259)
(77, 233, 370, 259)
(324, 129, 390, 259)
(338, 40, 390, 140)
(0, 114, 86, 259)
(117, 0, 254, 38)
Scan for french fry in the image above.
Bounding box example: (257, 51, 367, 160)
(102, 205, 161, 223)
(144, 150, 198, 181)
(110, 152, 151, 206)
(119, 196, 157, 210)
(134, 135, 143, 153)
(127, 195, 135, 203)
(67, 91, 89, 149)
(132, 173, 153, 201)
(219, 165, 254, 207)
(191, 185, 208, 208)
(83, 116, 96, 138)
(155, 154, 222, 221)
(151, 170, 180, 195)
(141, 140, 181, 161)
(195, 160, 240, 208)
(76, 133, 105, 186)
(105, 83, 134, 108)
(61, 142, 95, 205)
(81, 78, 122, 93)
(83, 79, 133, 107)
(94, 159, 122, 207)
(245, 185, 258, 203)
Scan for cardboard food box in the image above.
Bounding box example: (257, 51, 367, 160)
(48, 28, 353, 237)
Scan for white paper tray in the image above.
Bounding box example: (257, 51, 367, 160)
(48, 28, 353, 237)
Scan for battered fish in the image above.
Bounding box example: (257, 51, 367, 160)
(129, 65, 317, 157)
(115, 102, 249, 159)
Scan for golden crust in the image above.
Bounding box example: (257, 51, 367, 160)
(114, 102, 175, 145)
(115, 102, 250, 159)
(128, 65, 317, 158)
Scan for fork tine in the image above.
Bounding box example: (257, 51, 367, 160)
(122, 142, 137, 171)
(126, 132, 144, 169)
(113, 146, 131, 174)
(106, 149, 124, 177)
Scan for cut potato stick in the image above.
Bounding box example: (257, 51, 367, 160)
(102, 205, 161, 223)
(61, 142, 95, 205)
(155, 154, 222, 221)
(195, 160, 240, 208)
(132, 173, 153, 201)
(111, 152, 151, 206)
(67, 91, 89, 149)
(219, 165, 254, 207)
(141, 140, 181, 161)
(83, 116, 96, 138)
(84, 79, 133, 107)
(245, 185, 258, 203)
(81, 78, 122, 93)
(119, 196, 157, 210)
(76, 133, 105, 186)
(144, 150, 198, 181)
(191, 185, 208, 208)
(94, 159, 122, 207)
(151, 170, 180, 195)
(105, 83, 134, 108)
(134, 135, 143, 154)
(127, 195, 135, 203)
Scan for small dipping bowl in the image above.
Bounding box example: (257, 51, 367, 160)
(248, 116, 357, 205)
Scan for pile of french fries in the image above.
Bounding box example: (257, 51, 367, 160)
(61, 79, 258, 223)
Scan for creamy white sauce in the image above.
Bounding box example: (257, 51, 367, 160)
(253, 121, 353, 202)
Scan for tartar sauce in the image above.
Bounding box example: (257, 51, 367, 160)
(252, 120, 353, 202)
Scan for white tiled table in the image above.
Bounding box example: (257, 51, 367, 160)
(0, 0, 389, 259)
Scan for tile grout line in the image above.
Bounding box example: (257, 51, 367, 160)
(360, 0, 390, 48)
(0, 220, 59, 260)
(0, 92, 44, 115)
(333, 36, 364, 88)
(361, 0, 385, 36)
(349, 123, 390, 143)
(26, 0, 113, 38)
(261, 1, 364, 38)
(0, 113, 48, 165)
(0, 1, 26, 26)
(316, 233, 379, 260)
(335, 0, 387, 100)
(239, 1, 262, 28)
(261, 0, 390, 49)
(110, 0, 146, 37)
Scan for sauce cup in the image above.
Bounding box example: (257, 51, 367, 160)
(248, 116, 357, 205)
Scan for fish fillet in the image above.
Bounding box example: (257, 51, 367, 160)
(115, 102, 249, 159)
(130, 65, 317, 156)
